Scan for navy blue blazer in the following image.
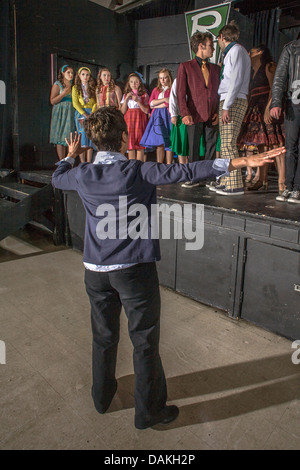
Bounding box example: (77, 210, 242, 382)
(52, 158, 227, 265)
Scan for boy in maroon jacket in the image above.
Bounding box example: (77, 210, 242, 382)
(177, 31, 220, 183)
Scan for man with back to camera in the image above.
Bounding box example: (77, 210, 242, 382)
(214, 23, 251, 196)
(270, 34, 300, 204)
(52, 107, 284, 430)
(176, 31, 221, 187)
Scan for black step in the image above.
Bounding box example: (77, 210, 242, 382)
(18, 171, 53, 184)
(0, 198, 16, 213)
(0, 183, 54, 241)
(0, 182, 41, 200)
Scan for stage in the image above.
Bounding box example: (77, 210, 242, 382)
(2, 168, 298, 340)
(155, 177, 300, 341)
(59, 173, 300, 340)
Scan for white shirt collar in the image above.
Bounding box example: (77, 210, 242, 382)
(93, 151, 127, 165)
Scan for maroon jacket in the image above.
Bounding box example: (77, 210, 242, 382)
(177, 58, 221, 123)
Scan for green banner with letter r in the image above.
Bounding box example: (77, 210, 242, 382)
(185, 2, 231, 63)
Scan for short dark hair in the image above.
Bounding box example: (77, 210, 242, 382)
(190, 32, 213, 54)
(255, 44, 274, 67)
(84, 107, 128, 152)
(219, 24, 240, 42)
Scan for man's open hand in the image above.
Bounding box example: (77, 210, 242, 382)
(65, 132, 84, 158)
(229, 147, 286, 171)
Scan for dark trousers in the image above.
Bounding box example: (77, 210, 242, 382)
(84, 262, 167, 427)
(284, 102, 300, 191)
(187, 120, 218, 162)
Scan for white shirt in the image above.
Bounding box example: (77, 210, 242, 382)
(121, 93, 148, 109)
(218, 43, 251, 110)
(150, 86, 169, 108)
(169, 79, 188, 118)
(169, 79, 179, 118)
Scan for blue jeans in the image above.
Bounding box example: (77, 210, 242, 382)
(284, 102, 300, 191)
(84, 262, 167, 427)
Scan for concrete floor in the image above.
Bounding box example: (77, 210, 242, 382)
(1, 227, 300, 450)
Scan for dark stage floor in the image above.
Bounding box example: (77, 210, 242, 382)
(157, 177, 300, 225)
(14, 169, 299, 225)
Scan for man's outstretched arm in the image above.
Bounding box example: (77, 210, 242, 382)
(141, 147, 286, 186)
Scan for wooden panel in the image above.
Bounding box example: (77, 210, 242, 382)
(176, 224, 240, 314)
(241, 239, 300, 340)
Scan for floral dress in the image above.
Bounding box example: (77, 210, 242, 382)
(50, 81, 75, 146)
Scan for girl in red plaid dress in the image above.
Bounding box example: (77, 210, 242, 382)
(121, 73, 149, 161)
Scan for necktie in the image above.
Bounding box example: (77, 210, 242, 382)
(201, 61, 209, 87)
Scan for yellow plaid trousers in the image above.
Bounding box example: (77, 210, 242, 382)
(219, 98, 248, 190)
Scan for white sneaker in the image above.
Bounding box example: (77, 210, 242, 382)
(181, 181, 200, 188)
(288, 190, 300, 204)
(216, 187, 244, 196)
(210, 183, 225, 192)
(207, 181, 217, 191)
(276, 189, 291, 202)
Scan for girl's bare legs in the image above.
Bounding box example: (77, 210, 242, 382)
(56, 144, 67, 160)
(258, 163, 268, 184)
(252, 168, 260, 183)
(79, 150, 86, 163)
(245, 166, 253, 183)
(275, 153, 286, 193)
(245, 150, 260, 184)
(78, 119, 86, 162)
(87, 148, 94, 163)
(178, 156, 188, 164)
(136, 150, 145, 162)
(259, 145, 269, 184)
(166, 151, 173, 164)
(247, 145, 268, 190)
(244, 149, 256, 184)
(128, 150, 136, 160)
(156, 145, 165, 163)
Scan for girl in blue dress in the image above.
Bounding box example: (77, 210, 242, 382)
(140, 68, 173, 163)
(50, 65, 75, 160)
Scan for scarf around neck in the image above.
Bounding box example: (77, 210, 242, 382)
(220, 41, 237, 80)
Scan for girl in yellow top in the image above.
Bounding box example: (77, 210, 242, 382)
(72, 67, 97, 162)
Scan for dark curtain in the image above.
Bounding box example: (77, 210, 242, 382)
(248, 8, 281, 62)
(0, 0, 13, 169)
